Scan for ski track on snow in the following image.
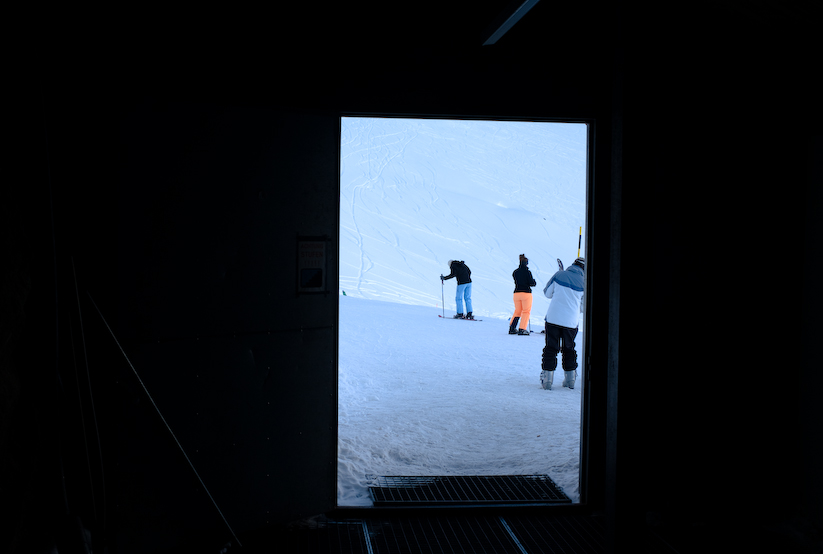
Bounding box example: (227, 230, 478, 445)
(338, 298, 584, 506)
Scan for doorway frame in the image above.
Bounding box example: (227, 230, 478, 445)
(334, 112, 608, 515)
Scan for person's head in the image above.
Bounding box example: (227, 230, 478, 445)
(519, 254, 528, 264)
(448, 260, 454, 267)
(573, 257, 585, 270)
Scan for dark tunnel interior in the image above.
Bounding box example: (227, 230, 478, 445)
(4, 1, 822, 552)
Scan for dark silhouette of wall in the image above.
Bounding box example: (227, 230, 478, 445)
(4, 2, 820, 553)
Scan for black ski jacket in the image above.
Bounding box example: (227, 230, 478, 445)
(512, 262, 536, 293)
(443, 261, 472, 285)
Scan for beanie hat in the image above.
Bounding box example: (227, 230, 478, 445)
(573, 257, 585, 269)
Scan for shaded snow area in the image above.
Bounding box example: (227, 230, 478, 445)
(337, 297, 584, 506)
(337, 117, 587, 506)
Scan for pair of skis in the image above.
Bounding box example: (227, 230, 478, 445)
(438, 315, 483, 321)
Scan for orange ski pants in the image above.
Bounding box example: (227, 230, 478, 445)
(510, 292, 533, 330)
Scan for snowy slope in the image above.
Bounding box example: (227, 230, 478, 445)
(340, 117, 587, 320)
(338, 298, 584, 506)
(337, 117, 588, 505)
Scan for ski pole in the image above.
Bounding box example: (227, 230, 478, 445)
(578, 226, 582, 258)
(440, 276, 445, 318)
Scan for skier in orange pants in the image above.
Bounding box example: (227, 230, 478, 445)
(509, 254, 536, 335)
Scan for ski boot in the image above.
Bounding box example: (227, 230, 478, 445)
(465, 312, 474, 320)
(562, 370, 577, 389)
(453, 313, 464, 319)
(540, 370, 554, 390)
(508, 317, 520, 334)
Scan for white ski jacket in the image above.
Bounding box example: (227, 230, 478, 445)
(543, 264, 585, 329)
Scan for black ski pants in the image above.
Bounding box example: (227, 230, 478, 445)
(542, 322, 578, 371)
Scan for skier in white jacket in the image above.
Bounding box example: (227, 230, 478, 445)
(540, 257, 585, 390)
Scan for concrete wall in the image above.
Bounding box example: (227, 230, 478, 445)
(109, 105, 340, 548)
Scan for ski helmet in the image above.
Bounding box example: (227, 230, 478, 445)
(573, 257, 585, 269)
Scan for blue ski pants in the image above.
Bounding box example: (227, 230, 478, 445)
(455, 282, 473, 314)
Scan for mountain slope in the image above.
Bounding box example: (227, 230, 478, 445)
(340, 117, 587, 320)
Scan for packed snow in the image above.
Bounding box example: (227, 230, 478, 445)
(337, 117, 587, 505)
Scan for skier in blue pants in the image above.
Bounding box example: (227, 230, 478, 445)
(441, 260, 473, 319)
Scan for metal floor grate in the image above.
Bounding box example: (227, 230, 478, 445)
(245, 513, 681, 554)
(365, 516, 527, 554)
(369, 475, 571, 505)
(502, 515, 607, 554)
